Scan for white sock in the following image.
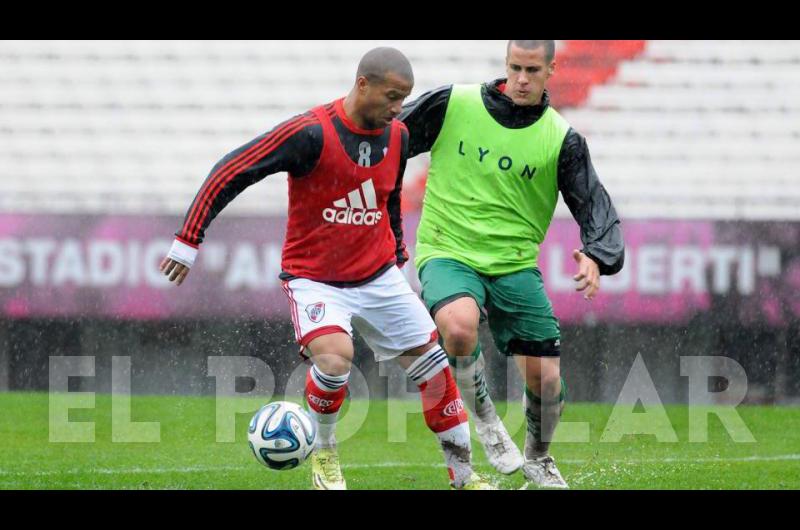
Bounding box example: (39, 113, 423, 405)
(436, 423, 473, 488)
(308, 410, 338, 449)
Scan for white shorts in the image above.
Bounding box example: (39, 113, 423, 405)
(281, 266, 437, 362)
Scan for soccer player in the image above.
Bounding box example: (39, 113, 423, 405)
(399, 40, 625, 488)
(159, 47, 491, 490)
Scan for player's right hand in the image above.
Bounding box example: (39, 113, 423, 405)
(159, 257, 191, 286)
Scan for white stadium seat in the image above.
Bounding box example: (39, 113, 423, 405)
(1, 40, 799, 221)
(561, 39, 800, 221)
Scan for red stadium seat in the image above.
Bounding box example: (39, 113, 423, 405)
(550, 40, 647, 108)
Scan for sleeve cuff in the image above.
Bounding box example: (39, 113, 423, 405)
(167, 238, 199, 268)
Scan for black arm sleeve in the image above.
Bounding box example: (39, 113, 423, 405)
(386, 128, 410, 265)
(176, 114, 322, 245)
(399, 85, 453, 158)
(557, 128, 625, 276)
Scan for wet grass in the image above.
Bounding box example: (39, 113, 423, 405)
(0, 392, 798, 489)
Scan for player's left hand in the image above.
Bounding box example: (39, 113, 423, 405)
(159, 257, 191, 286)
(572, 249, 600, 301)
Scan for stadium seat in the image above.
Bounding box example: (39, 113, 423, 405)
(559, 40, 800, 221)
(1, 40, 799, 221)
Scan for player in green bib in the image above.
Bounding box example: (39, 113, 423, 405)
(400, 40, 625, 488)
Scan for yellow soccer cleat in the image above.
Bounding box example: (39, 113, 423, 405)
(311, 447, 347, 490)
(451, 472, 496, 490)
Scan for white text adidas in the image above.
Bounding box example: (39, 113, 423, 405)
(323, 179, 383, 226)
(322, 208, 383, 226)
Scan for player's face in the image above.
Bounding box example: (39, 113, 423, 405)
(504, 43, 555, 106)
(360, 72, 414, 128)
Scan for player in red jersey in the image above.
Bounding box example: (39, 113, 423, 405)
(159, 47, 492, 490)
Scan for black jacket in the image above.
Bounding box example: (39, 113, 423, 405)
(176, 103, 410, 271)
(400, 79, 625, 276)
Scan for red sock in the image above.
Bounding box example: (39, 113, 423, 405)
(419, 366, 468, 433)
(305, 367, 347, 415)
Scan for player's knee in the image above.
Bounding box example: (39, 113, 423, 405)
(524, 364, 561, 398)
(442, 324, 478, 356)
(313, 353, 352, 377)
(536, 371, 562, 401)
(307, 334, 353, 376)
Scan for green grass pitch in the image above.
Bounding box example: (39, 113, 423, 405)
(1, 392, 798, 489)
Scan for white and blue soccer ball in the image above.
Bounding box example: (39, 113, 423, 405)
(248, 401, 317, 471)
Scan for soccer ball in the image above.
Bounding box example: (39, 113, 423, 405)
(248, 401, 317, 470)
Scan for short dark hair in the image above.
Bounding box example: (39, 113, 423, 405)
(356, 47, 414, 84)
(507, 40, 556, 63)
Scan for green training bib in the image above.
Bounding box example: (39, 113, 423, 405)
(416, 84, 570, 276)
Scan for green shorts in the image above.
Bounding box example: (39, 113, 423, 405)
(419, 258, 561, 357)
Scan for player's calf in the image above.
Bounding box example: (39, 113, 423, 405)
(453, 346, 523, 475)
(404, 344, 478, 488)
(451, 344, 496, 422)
(521, 379, 569, 489)
(305, 364, 348, 449)
(515, 354, 564, 458)
(523, 382, 566, 458)
(305, 364, 349, 490)
(304, 334, 354, 449)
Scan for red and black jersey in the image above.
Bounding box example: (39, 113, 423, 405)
(281, 102, 405, 284)
(175, 98, 410, 285)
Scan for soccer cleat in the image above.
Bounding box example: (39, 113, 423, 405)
(311, 447, 347, 490)
(475, 419, 524, 475)
(521, 455, 569, 489)
(450, 472, 496, 490)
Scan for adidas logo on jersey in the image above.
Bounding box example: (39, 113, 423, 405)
(322, 179, 383, 226)
(323, 209, 383, 226)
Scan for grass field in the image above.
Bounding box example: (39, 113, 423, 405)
(1, 392, 799, 490)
